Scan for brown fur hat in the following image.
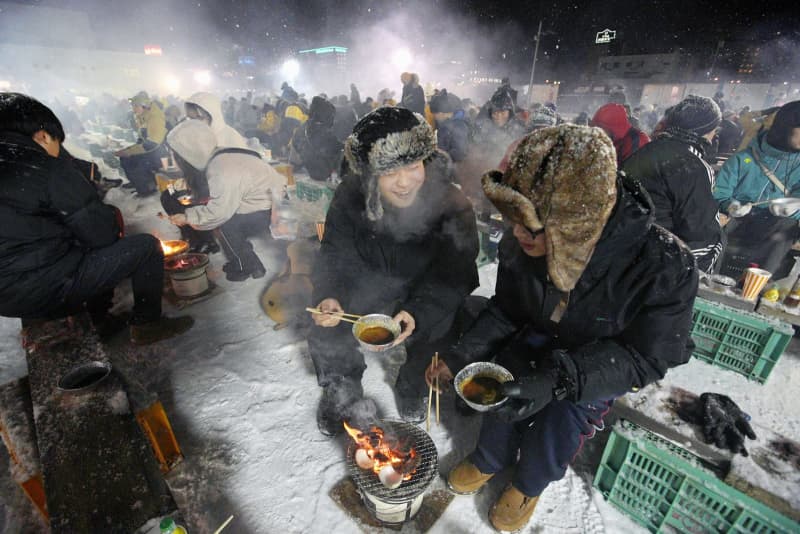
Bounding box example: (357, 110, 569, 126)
(482, 125, 618, 291)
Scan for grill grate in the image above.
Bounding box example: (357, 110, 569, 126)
(346, 419, 438, 504)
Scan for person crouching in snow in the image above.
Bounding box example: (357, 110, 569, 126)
(165, 120, 286, 281)
(309, 107, 479, 435)
(426, 125, 698, 532)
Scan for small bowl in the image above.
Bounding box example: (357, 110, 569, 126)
(705, 274, 737, 292)
(161, 239, 189, 258)
(352, 314, 401, 352)
(454, 362, 514, 412)
(58, 361, 112, 393)
(769, 197, 800, 217)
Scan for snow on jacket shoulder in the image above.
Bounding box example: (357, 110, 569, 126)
(185, 150, 287, 230)
(450, 176, 698, 402)
(0, 132, 120, 316)
(714, 133, 800, 220)
(622, 135, 723, 271)
(186, 92, 248, 149)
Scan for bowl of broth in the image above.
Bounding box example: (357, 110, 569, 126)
(454, 362, 514, 412)
(352, 314, 401, 352)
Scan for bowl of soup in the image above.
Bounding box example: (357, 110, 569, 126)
(454, 362, 514, 412)
(352, 314, 401, 352)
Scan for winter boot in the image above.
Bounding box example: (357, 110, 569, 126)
(317, 377, 364, 437)
(447, 458, 494, 495)
(130, 316, 194, 345)
(489, 485, 539, 532)
(91, 311, 132, 341)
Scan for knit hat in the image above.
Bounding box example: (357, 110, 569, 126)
(664, 95, 721, 136)
(482, 125, 618, 291)
(130, 91, 151, 107)
(766, 100, 800, 153)
(490, 89, 515, 113)
(344, 107, 437, 221)
(429, 89, 459, 113)
(530, 105, 558, 128)
(166, 119, 218, 170)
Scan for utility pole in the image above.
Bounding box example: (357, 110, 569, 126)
(528, 20, 543, 108)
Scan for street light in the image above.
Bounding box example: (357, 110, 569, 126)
(391, 48, 413, 70)
(193, 70, 212, 86)
(281, 59, 300, 81)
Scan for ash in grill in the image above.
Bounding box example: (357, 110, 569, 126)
(346, 420, 438, 524)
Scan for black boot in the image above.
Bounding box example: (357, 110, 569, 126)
(317, 377, 363, 437)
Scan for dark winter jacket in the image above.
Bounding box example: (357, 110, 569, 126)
(313, 151, 479, 342)
(590, 103, 650, 164)
(716, 118, 743, 155)
(435, 111, 470, 162)
(0, 132, 121, 317)
(290, 123, 344, 182)
(400, 81, 426, 116)
(449, 176, 698, 403)
(622, 129, 723, 272)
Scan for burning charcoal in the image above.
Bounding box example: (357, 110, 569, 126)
(396, 450, 420, 476)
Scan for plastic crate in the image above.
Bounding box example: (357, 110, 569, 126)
(594, 420, 799, 534)
(295, 180, 334, 203)
(690, 298, 793, 384)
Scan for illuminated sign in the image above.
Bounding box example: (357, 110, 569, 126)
(595, 29, 616, 44)
(144, 45, 163, 56)
(238, 56, 256, 66)
(298, 46, 348, 55)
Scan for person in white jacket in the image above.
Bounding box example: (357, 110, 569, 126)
(185, 92, 248, 149)
(165, 120, 286, 281)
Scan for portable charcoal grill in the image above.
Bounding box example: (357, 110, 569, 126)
(346, 419, 438, 524)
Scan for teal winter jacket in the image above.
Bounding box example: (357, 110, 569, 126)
(713, 132, 800, 219)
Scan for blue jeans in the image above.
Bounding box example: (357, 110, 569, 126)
(471, 396, 614, 497)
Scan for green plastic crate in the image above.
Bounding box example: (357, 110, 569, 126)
(295, 180, 334, 203)
(690, 298, 793, 383)
(594, 420, 799, 534)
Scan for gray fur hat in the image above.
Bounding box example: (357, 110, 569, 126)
(344, 107, 437, 221)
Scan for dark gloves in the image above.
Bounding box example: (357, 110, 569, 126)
(494, 372, 557, 423)
(700, 393, 756, 456)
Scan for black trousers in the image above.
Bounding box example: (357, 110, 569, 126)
(215, 210, 270, 273)
(120, 151, 161, 195)
(48, 234, 164, 324)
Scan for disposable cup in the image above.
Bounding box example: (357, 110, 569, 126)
(742, 268, 771, 301)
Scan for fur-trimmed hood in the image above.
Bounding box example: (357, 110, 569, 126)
(482, 125, 618, 291)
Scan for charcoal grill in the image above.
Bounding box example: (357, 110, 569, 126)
(346, 419, 438, 524)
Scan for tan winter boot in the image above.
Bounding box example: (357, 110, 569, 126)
(447, 458, 494, 495)
(130, 316, 194, 345)
(490, 485, 539, 532)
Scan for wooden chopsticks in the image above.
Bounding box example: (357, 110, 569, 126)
(305, 307, 363, 324)
(427, 352, 440, 432)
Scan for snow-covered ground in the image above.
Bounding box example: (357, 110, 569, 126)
(1, 156, 799, 533)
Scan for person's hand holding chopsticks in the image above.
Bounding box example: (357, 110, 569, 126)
(391, 310, 415, 345)
(425, 356, 453, 393)
(312, 298, 345, 327)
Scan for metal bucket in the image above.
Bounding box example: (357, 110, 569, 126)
(58, 361, 112, 393)
(165, 253, 210, 298)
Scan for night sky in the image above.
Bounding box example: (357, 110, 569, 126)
(6, 0, 800, 75)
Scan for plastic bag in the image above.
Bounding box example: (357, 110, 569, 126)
(270, 186, 299, 240)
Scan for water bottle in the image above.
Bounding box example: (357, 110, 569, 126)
(159, 517, 188, 534)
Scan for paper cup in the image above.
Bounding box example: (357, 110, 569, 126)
(160, 157, 169, 169)
(742, 268, 771, 301)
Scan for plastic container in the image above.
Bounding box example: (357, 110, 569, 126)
(295, 179, 334, 203)
(690, 298, 793, 383)
(594, 420, 799, 534)
(159, 517, 187, 534)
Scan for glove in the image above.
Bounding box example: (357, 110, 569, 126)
(727, 200, 752, 218)
(700, 393, 756, 456)
(493, 373, 557, 423)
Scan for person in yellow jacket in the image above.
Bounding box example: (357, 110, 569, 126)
(115, 91, 166, 196)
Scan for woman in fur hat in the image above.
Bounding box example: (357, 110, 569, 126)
(309, 107, 479, 435)
(426, 125, 698, 531)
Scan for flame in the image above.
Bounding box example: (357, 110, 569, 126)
(344, 421, 418, 481)
(160, 240, 188, 257)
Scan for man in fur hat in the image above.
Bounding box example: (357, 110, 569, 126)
(426, 125, 698, 531)
(622, 95, 724, 272)
(309, 107, 479, 435)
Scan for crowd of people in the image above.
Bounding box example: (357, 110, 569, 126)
(1, 70, 799, 531)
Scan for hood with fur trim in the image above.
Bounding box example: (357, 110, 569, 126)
(344, 107, 437, 221)
(482, 125, 618, 291)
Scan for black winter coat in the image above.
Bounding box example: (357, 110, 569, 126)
(449, 176, 698, 403)
(0, 132, 121, 317)
(290, 123, 343, 181)
(313, 151, 479, 342)
(400, 83, 426, 116)
(436, 115, 470, 163)
(622, 132, 723, 272)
